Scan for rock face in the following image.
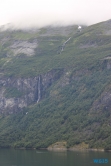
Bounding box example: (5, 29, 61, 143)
(9, 39, 38, 57)
(0, 69, 63, 114)
(0, 36, 38, 57)
(48, 142, 67, 151)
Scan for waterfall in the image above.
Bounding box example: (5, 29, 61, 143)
(59, 37, 71, 54)
(64, 37, 71, 44)
(37, 76, 41, 103)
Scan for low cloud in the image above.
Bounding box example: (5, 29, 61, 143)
(0, 0, 111, 29)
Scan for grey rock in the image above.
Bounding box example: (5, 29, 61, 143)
(0, 69, 63, 114)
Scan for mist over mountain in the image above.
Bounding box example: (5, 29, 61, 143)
(0, 0, 111, 29)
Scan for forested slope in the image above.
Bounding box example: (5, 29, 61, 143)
(0, 20, 111, 149)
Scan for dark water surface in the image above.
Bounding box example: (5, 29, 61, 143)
(0, 149, 111, 166)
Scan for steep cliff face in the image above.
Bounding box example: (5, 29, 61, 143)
(0, 69, 63, 114)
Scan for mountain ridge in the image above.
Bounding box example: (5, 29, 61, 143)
(0, 19, 111, 149)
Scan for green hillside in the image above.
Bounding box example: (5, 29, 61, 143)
(0, 20, 111, 150)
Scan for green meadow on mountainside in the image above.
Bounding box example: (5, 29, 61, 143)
(0, 20, 111, 150)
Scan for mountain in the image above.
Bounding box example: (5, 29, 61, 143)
(0, 20, 111, 150)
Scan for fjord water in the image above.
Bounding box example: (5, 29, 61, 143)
(0, 149, 111, 166)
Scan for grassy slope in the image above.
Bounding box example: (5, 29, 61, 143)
(0, 21, 111, 149)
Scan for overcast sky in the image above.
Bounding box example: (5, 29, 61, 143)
(0, 0, 111, 28)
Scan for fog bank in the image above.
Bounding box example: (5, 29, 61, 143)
(0, 0, 111, 29)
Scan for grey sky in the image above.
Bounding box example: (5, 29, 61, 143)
(0, 0, 111, 28)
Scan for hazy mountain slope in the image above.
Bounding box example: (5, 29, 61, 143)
(0, 20, 111, 149)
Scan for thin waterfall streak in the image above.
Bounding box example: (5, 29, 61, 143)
(64, 37, 71, 44)
(60, 37, 71, 53)
(37, 76, 41, 103)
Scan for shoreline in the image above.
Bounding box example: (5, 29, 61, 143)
(1, 147, 110, 152)
(12, 148, 111, 152)
(47, 147, 108, 152)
